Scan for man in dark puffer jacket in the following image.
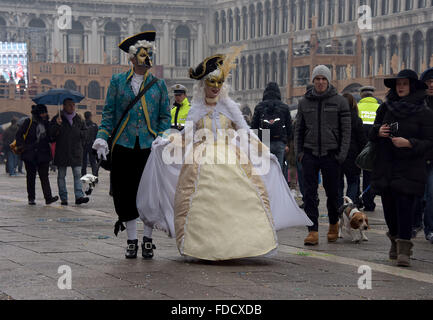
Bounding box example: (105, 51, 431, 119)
(295, 65, 351, 246)
(251, 82, 292, 172)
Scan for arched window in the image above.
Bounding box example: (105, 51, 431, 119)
(390, 35, 399, 62)
(418, 0, 426, 8)
(291, 1, 297, 30)
(366, 38, 375, 75)
(233, 58, 239, 90)
(221, 11, 226, 43)
(401, 33, 411, 69)
(328, 0, 335, 25)
(248, 55, 254, 89)
(235, 8, 241, 41)
(263, 53, 270, 85)
(413, 31, 424, 73)
(175, 25, 190, 67)
(345, 41, 354, 55)
(257, 3, 264, 37)
(319, 1, 325, 26)
(256, 55, 262, 89)
(215, 12, 219, 44)
(273, 0, 279, 34)
(393, 0, 400, 12)
(427, 29, 433, 68)
(88, 81, 101, 99)
(279, 51, 286, 86)
(104, 22, 120, 65)
(28, 18, 47, 62)
(242, 7, 248, 40)
(67, 21, 84, 63)
(228, 9, 234, 42)
(369, 0, 376, 16)
(0, 17, 5, 42)
(271, 52, 278, 82)
(64, 80, 77, 92)
(299, 0, 306, 30)
(282, 0, 288, 33)
(405, 0, 413, 10)
(377, 37, 386, 72)
(241, 56, 247, 90)
(265, 1, 272, 35)
(249, 5, 256, 39)
(382, 0, 389, 14)
(349, 0, 356, 21)
(338, 0, 346, 22)
(309, 0, 316, 28)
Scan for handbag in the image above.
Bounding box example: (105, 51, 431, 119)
(355, 141, 377, 172)
(99, 77, 159, 171)
(9, 118, 32, 155)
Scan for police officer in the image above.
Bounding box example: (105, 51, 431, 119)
(357, 86, 380, 211)
(170, 84, 191, 130)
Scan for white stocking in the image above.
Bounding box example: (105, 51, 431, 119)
(125, 219, 138, 241)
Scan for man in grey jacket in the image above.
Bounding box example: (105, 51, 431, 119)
(295, 65, 351, 245)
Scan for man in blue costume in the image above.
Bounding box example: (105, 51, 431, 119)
(93, 31, 171, 259)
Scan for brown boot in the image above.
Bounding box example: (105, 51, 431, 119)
(327, 222, 339, 242)
(386, 232, 397, 260)
(396, 239, 413, 267)
(304, 231, 319, 245)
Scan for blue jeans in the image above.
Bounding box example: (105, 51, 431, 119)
(270, 140, 286, 173)
(424, 162, 433, 236)
(338, 174, 360, 208)
(7, 151, 18, 175)
(57, 166, 84, 201)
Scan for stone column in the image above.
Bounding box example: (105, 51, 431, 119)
(287, 1, 292, 32)
(197, 23, 203, 63)
(363, 41, 368, 77)
(162, 20, 170, 65)
(385, 37, 391, 74)
(270, 3, 275, 34)
(377, 0, 383, 16)
(52, 17, 62, 63)
(279, 4, 284, 33)
(374, 36, 379, 75)
(324, 0, 329, 26)
(83, 34, 88, 63)
(296, 0, 301, 31)
(63, 33, 68, 62)
(410, 39, 415, 70)
(255, 6, 260, 38)
(334, 0, 339, 24)
(219, 12, 223, 43)
(240, 12, 245, 39)
(345, 0, 350, 21)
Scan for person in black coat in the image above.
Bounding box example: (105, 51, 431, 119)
(338, 93, 368, 208)
(16, 104, 59, 205)
(369, 69, 433, 267)
(251, 82, 292, 172)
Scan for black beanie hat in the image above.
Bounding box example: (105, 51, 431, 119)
(31, 104, 48, 115)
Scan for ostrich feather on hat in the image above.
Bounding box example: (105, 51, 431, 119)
(189, 45, 245, 81)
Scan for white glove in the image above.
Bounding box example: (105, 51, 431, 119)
(152, 136, 170, 148)
(92, 138, 109, 161)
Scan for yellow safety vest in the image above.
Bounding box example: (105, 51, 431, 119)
(357, 97, 380, 125)
(171, 97, 191, 129)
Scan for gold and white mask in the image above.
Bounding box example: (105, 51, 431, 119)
(204, 69, 225, 89)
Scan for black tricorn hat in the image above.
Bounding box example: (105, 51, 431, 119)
(384, 69, 427, 90)
(118, 31, 156, 53)
(189, 54, 225, 80)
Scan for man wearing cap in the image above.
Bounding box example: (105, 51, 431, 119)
(357, 86, 381, 212)
(421, 67, 433, 243)
(92, 31, 171, 259)
(295, 65, 351, 246)
(170, 84, 190, 130)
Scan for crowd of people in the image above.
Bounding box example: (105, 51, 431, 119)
(252, 64, 433, 267)
(4, 101, 100, 206)
(3, 28, 432, 267)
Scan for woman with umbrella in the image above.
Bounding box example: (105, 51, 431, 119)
(16, 104, 59, 205)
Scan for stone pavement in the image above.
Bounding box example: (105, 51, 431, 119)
(1, 164, 433, 300)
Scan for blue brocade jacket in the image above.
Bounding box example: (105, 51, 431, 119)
(96, 69, 171, 150)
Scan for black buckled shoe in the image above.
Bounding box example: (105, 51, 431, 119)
(142, 236, 156, 259)
(125, 239, 139, 259)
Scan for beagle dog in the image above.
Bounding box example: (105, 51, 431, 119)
(338, 196, 369, 243)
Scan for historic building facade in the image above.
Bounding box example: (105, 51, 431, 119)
(0, 0, 432, 120)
